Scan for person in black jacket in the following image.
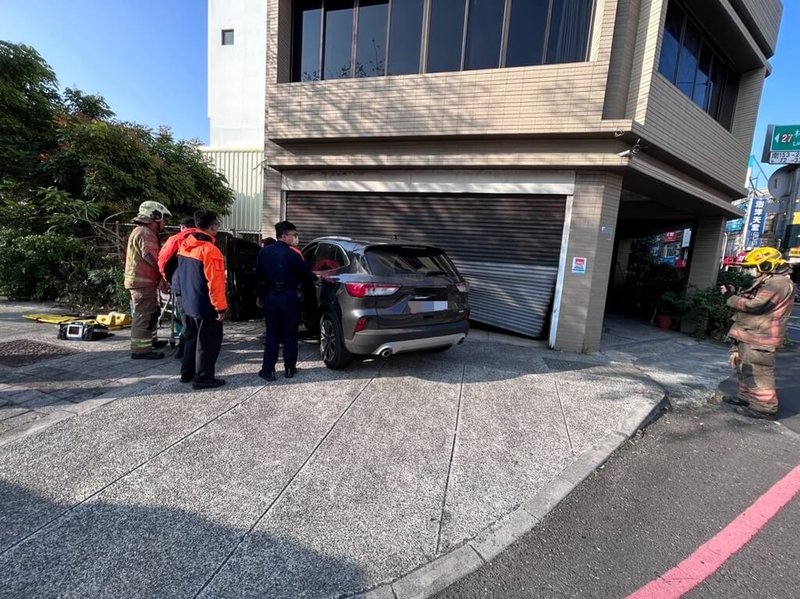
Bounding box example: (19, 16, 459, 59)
(255, 220, 316, 381)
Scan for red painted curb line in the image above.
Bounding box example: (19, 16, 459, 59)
(628, 464, 800, 599)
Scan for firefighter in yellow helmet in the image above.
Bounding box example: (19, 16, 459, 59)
(720, 247, 795, 419)
(124, 201, 172, 359)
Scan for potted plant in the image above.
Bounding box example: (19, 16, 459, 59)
(654, 291, 686, 330)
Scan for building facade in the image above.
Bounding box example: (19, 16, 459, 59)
(256, 0, 782, 352)
(204, 0, 267, 233)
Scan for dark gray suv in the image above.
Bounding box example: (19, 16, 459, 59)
(301, 237, 470, 369)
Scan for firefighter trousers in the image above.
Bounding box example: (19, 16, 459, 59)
(736, 342, 779, 415)
(129, 287, 159, 355)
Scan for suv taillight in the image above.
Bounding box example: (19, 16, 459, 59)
(455, 281, 470, 293)
(345, 282, 401, 297)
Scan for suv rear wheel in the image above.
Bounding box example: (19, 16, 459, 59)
(320, 311, 352, 369)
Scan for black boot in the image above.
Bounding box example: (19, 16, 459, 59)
(132, 351, 165, 360)
(258, 369, 276, 382)
(734, 406, 777, 421)
(284, 366, 298, 379)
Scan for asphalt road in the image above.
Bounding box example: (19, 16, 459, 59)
(787, 302, 800, 344)
(435, 354, 800, 598)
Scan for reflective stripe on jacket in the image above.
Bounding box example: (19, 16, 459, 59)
(124, 226, 160, 289)
(726, 271, 795, 349)
(172, 232, 228, 318)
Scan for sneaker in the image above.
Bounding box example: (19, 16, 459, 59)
(192, 378, 226, 390)
(152, 340, 169, 349)
(734, 406, 777, 421)
(131, 351, 165, 360)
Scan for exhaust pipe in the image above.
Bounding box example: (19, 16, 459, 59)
(378, 348, 393, 358)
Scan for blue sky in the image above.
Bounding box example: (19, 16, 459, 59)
(0, 0, 208, 143)
(0, 0, 797, 172)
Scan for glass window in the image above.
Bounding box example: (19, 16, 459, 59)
(355, 0, 389, 77)
(427, 0, 467, 73)
(311, 243, 349, 273)
(658, 2, 683, 81)
(293, 0, 323, 81)
(546, 0, 594, 64)
(657, 1, 739, 129)
(707, 59, 726, 119)
(464, 0, 505, 70)
(290, 0, 595, 81)
(221, 29, 234, 46)
(387, 0, 424, 76)
(693, 43, 712, 110)
(365, 246, 457, 277)
(505, 0, 549, 68)
(718, 70, 739, 129)
(675, 20, 700, 97)
(323, 0, 355, 80)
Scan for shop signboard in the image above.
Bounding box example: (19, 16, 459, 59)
(744, 195, 769, 249)
(725, 219, 744, 233)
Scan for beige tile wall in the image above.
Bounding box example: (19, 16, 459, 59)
(733, 0, 783, 54)
(555, 172, 623, 353)
(687, 217, 727, 289)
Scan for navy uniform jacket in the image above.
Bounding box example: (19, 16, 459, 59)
(254, 241, 316, 297)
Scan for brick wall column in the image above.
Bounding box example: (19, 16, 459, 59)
(687, 216, 726, 290)
(552, 172, 623, 353)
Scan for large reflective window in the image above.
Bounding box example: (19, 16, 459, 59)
(546, 0, 594, 64)
(464, 0, 505, 70)
(693, 43, 712, 110)
(427, 0, 467, 73)
(355, 0, 388, 77)
(658, 1, 683, 81)
(656, 0, 739, 129)
(292, 0, 323, 81)
(675, 20, 701, 97)
(506, 0, 549, 68)
(387, 0, 424, 75)
(290, 0, 597, 81)
(323, 0, 355, 80)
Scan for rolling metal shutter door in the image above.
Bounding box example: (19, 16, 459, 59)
(287, 193, 566, 338)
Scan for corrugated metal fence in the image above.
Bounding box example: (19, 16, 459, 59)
(200, 149, 264, 233)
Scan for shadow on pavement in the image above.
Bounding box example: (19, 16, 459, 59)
(0, 480, 365, 598)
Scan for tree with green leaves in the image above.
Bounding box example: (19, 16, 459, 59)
(0, 41, 234, 308)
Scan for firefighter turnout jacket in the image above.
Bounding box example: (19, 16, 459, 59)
(726, 266, 795, 349)
(124, 226, 161, 289)
(172, 232, 228, 319)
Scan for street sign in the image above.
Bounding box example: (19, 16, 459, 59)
(770, 126, 800, 152)
(769, 151, 800, 164)
(764, 125, 800, 164)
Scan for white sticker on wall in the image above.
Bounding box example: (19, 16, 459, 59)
(572, 257, 587, 274)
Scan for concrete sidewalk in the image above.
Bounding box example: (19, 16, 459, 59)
(0, 303, 732, 598)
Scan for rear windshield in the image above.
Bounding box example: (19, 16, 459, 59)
(365, 246, 458, 277)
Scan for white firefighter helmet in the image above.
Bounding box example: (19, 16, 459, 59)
(136, 201, 172, 223)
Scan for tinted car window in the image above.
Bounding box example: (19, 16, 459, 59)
(365, 246, 458, 277)
(310, 242, 349, 273)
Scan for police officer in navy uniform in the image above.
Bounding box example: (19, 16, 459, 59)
(255, 220, 316, 381)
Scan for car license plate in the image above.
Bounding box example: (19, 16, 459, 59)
(410, 301, 448, 313)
